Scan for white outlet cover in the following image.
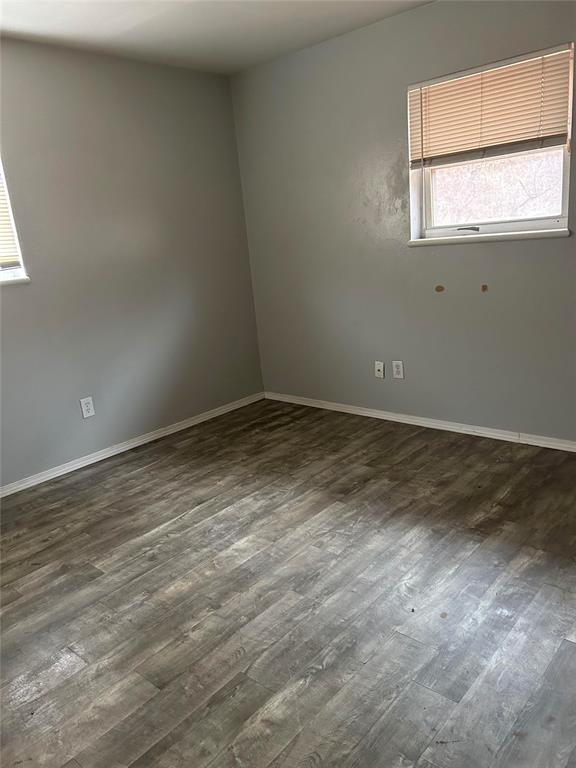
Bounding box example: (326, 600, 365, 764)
(80, 396, 95, 418)
(374, 361, 384, 379)
(392, 361, 404, 379)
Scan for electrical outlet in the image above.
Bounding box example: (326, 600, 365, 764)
(392, 361, 404, 380)
(80, 396, 95, 419)
(374, 361, 384, 379)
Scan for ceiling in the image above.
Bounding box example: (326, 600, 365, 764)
(0, 0, 431, 74)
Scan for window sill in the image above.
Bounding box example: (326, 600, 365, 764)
(0, 275, 31, 285)
(408, 229, 570, 248)
(408, 228, 570, 246)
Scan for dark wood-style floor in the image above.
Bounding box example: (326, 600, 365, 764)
(1, 400, 576, 768)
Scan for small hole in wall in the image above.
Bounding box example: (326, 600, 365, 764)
(435, 284, 445, 293)
(481, 284, 489, 293)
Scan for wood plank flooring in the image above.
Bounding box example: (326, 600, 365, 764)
(1, 399, 576, 768)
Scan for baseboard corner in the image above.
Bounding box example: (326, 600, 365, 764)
(0, 391, 265, 498)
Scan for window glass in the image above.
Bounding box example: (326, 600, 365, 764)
(430, 148, 564, 228)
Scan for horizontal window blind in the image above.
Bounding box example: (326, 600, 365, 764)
(0, 160, 24, 272)
(409, 45, 573, 164)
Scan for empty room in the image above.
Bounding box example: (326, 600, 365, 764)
(1, 1, 575, 766)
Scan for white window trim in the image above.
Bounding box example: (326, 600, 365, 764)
(407, 43, 573, 246)
(409, 145, 571, 245)
(408, 228, 570, 247)
(0, 158, 30, 285)
(0, 266, 30, 284)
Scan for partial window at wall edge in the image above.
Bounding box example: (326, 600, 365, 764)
(0, 157, 29, 284)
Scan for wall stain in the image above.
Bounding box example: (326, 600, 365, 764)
(355, 150, 408, 230)
(382, 152, 409, 219)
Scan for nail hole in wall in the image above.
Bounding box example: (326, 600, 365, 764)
(481, 284, 489, 293)
(435, 284, 445, 293)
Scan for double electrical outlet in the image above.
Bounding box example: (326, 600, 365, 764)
(374, 360, 404, 380)
(79, 396, 95, 419)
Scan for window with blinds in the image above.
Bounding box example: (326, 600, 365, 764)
(0, 158, 28, 282)
(407, 44, 574, 243)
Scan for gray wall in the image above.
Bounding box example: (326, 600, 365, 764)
(1, 39, 262, 486)
(233, 0, 576, 441)
(1, 3, 575, 489)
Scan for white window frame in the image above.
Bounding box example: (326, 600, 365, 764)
(407, 44, 573, 246)
(0, 158, 30, 285)
(419, 144, 570, 239)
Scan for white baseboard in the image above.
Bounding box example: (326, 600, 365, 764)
(3, 388, 573, 498)
(0, 392, 265, 498)
(264, 391, 576, 454)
